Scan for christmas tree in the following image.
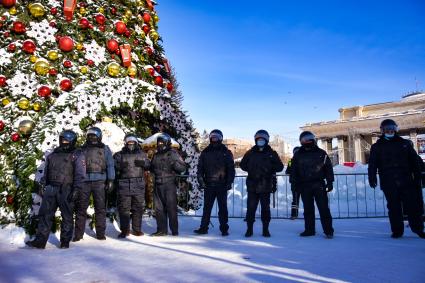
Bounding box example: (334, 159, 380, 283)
(0, 0, 202, 230)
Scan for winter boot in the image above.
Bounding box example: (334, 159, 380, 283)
(245, 223, 254, 238)
(290, 206, 298, 220)
(132, 231, 144, 236)
(194, 227, 208, 235)
(300, 231, 315, 237)
(60, 241, 70, 249)
(72, 236, 82, 242)
(96, 235, 106, 240)
(171, 231, 179, 236)
(151, 231, 167, 237)
(118, 230, 128, 238)
(391, 232, 403, 239)
(262, 223, 271, 237)
(221, 230, 229, 236)
(325, 232, 334, 239)
(26, 239, 46, 249)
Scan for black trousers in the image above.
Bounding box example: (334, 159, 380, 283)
(200, 188, 229, 232)
(382, 184, 424, 235)
(246, 192, 271, 224)
(291, 189, 301, 217)
(35, 185, 74, 245)
(118, 193, 145, 233)
(300, 183, 333, 234)
(74, 180, 106, 238)
(154, 182, 178, 234)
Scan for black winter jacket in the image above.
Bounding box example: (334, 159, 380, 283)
(197, 144, 235, 190)
(240, 145, 284, 193)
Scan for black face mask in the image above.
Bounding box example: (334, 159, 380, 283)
(157, 141, 168, 153)
(60, 142, 73, 151)
(87, 134, 99, 145)
(126, 143, 136, 151)
(302, 142, 314, 150)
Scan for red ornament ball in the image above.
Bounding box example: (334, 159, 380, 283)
(0, 75, 7, 87)
(143, 12, 151, 23)
(49, 68, 58, 76)
(79, 18, 90, 29)
(63, 60, 72, 68)
(49, 21, 56, 28)
(2, 0, 16, 8)
(11, 133, 20, 142)
(38, 85, 51, 98)
(12, 21, 26, 34)
(58, 36, 74, 52)
(133, 39, 139, 46)
(154, 76, 163, 86)
(147, 67, 155, 76)
(124, 29, 131, 38)
(0, 120, 5, 131)
(59, 78, 72, 91)
(50, 7, 58, 15)
(142, 25, 150, 35)
(166, 82, 174, 92)
(115, 21, 127, 34)
(7, 43, 16, 52)
(155, 65, 161, 72)
(106, 39, 119, 52)
(87, 59, 95, 66)
(145, 47, 153, 56)
(111, 7, 117, 15)
(99, 25, 106, 32)
(22, 40, 36, 54)
(3, 31, 10, 37)
(6, 195, 14, 205)
(95, 14, 106, 25)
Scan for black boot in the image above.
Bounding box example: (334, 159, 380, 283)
(118, 230, 128, 238)
(245, 223, 253, 237)
(151, 231, 167, 237)
(26, 239, 46, 249)
(262, 223, 271, 237)
(194, 227, 208, 235)
(391, 232, 403, 239)
(72, 236, 82, 242)
(300, 231, 315, 237)
(60, 242, 70, 249)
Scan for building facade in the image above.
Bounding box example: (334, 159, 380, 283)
(301, 92, 425, 164)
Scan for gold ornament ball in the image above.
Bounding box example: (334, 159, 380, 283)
(76, 43, 84, 50)
(32, 101, 42, 111)
(153, 14, 159, 23)
(150, 30, 159, 41)
(18, 98, 30, 110)
(9, 7, 17, 15)
(34, 60, 50, 76)
(98, 7, 105, 14)
(29, 3, 46, 18)
(72, 54, 79, 60)
(124, 10, 133, 18)
(80, 66, 88, 74)
(79, 7, 87, 15)
(2, 98, 11, 107)
(136, 0, 144, 7)
(122, 17, 128, 24)
(47, 50, 59, 61)
(107, 62, 121, 77)
(128, 64, 137, 76)
(29, 55, 38, 63)
(77, 34, 85, 42)
(18, 120, 35, 136)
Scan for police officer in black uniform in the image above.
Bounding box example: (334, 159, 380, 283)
(114, 133, 150, 238)
(74, 127, 115, 241)
(194, 129, 235, 236)
(291, 131, 334, 238)
(286, 146, 301, 219)
(150, 133, 186, 236)
(240, 130, 284, 237)
(368, 119, 425, 238)
(26, 130, 86, 249)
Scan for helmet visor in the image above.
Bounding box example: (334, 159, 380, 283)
(300, 133, 316, 144)
(381, 124, 398, 133)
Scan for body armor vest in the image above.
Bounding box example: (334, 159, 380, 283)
(84, 146, 106, 173)
(47, 151, 74, 185)
(119, 152, 146, 179)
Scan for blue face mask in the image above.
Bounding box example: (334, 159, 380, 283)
(256, 139, 266, 147)
(384, 133, 395, 139)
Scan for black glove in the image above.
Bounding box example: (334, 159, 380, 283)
(134, 159, 146, 168)
(326, 183, 333, 193)
(105, 180, 114, 194)
(369, 179, 377, 189)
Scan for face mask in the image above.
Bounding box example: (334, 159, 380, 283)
(157, 141, 167, 152)
(384, 133, 395, 139)
(256, 139, 266, 147)
(87, 134, 98, 145)
(126, 142, 136, 151)
(302, 142, 314, 149)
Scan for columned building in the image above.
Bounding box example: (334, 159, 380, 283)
(301, 92, 425, 164)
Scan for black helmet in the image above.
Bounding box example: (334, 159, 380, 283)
(86, 127, 102, 140)
(209, 129, 223, 142)
(293, 146, 301, 154)
(157, 133, 171, 152)
(59, 130, 77, 149)
(254, 129, 270, 143)
(380, 119, 398, 133)
(299, 131, 315, 145)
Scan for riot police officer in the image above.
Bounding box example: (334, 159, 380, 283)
(286, 146, 301, 219)
(26, 130, 85, 249)
(114, 133, 150, 238)
(368, 119, 425, 238)
(240, 130, 284, 237)
(291, 131, 334, 238)
(150, 133, 186, 236)
(194, 129, 235, 236)
(74, 127, 115, 241)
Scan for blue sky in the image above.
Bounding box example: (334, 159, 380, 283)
(156, 0, 425, 143)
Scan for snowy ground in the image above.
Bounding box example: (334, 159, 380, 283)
(1, 217, 425, 283)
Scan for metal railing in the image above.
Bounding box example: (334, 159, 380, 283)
(178, 173, 425, 219)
